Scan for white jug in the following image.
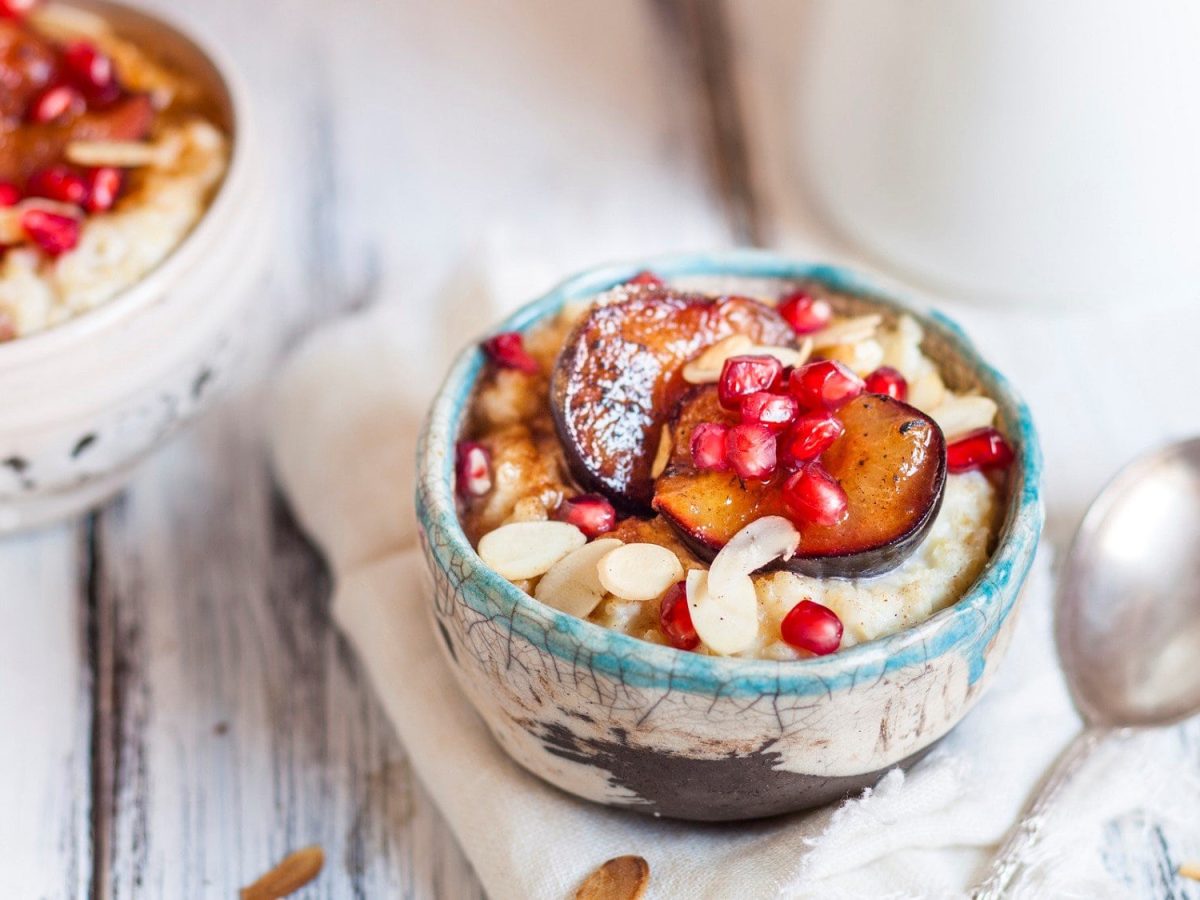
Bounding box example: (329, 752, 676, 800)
(796, 0, 1200, 307)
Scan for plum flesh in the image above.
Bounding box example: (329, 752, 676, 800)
(653, 385, 947, 578)
(550, 285, 794, 511)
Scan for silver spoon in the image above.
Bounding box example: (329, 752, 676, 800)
(974, 437, 1200, 898)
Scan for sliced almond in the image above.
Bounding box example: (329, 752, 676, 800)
(907, 369, 946, 411)
(28, 3, 112, 41)
(931, 394, 998, 440)
(810, 314, 883, 349)
(535, 539, 623, 618)
(681, 334, 753, 383)
(650, 424, 672, 479)
(708, 516, 800, 601)
(240, 846, 324, 900)
(575, 855, 649, 900)
(597, 543, 684, 601)
(1179, 862, 1200, 882)
(682, 336, 813, 384)
(65, 139, 172, 168)
(686, 568, 758, 656)
(477, 521, 586, 581)
(822, 337, 884, 376)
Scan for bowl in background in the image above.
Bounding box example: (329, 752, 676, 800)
(0, 0, 267, 533)
(416, 250, 1043, 821)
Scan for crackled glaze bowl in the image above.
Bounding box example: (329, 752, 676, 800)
(0, 1, 266, 533)
(416, 251, 1043, 822)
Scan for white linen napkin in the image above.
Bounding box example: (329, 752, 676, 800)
(267, 259, 1198, 899)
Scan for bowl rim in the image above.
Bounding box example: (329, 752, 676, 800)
(417, 249, 1044, 697)
(0, 0, 253, 370)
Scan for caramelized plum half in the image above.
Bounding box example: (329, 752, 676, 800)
(653, 385, 947, 578)
(550, 286, 794, 510)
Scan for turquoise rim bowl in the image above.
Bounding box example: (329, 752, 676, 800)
(416, 249, 1044, 699)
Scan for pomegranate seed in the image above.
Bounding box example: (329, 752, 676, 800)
(781, 599, 843, 655)
(626, 270, 663, 287)
(782, 464, 848, 526)
(864, 366, 908, 401)
(780, 410, 844, 466)
(482, 331, 539, 374)
(691, 422, 730, 472)
(84, 167, 122, 213)
(27, 84, 85, 124)
(659, 581, 700, 651)
(789, 359, 864, 411)
(0, 182, 20, 207)
(947, 427, 1014, 473)
(555, 494, 616, 539)
(740, 391, 798, 432)
(778, 291, 832, 335)
(725, 422, 777, 481)
(718, 354, 784, 409)
(20, 208, 81, 256)
(455, 441, 492, 498)
(0, 0, 36, 18)
(27, 166, 89, 206)
(63, 41, 119, 104)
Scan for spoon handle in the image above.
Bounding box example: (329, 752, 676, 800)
(971, 727, 1109, 899)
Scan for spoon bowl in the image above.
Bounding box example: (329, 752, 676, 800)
(1056, 437, 1200, 728)
(976, 436, 1200, 898)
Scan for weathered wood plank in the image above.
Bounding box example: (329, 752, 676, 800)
(88, 0, 731, 897)
(0, 526, 92, 900)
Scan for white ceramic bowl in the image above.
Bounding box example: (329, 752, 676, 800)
(0, 1, 267, 532)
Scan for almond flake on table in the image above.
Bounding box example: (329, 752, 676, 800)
(239, 845, 324, 900)
(574, 855, 650, 900)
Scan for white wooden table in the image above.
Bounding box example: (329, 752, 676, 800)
(4, 1, 1199, 897)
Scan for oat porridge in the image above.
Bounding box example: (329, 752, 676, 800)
(456, 271, 1014, 660)
(0, 0, 229, 339)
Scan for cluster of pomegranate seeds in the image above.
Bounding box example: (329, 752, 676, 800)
(947, 427, 1014, 473)
(19, 208, 80, 257)
(718, 354, 784, 409)
(778, 290, 832, 335)
(626, 270, 663, 287)
(725, 423, 777, 480)
(864, 366, 908, 401)
(455, 441, 492, 499)
(482, 331, 539, 374)
(782, 464, 849, 526)
(780, 599, 843, 655)
(27, 83, 85, 124)
(555, 493, 616, 539)
(788, 359, 865, 411)
(0, 182, 19, 207)
(659, 581, 700, 650)
(740, 390, 797, 432)
(690, 422, 730, 472)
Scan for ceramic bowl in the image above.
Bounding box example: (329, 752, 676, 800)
(0, 0, 267, 533)
(416, 251, 1043, 822)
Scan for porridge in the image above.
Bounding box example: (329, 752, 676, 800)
(0, 0, 229, 339)
(456, 272, 1013, 659)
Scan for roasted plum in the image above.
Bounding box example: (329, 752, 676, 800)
(653, 385, 947, 577)
(550, 286, 794, 510)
